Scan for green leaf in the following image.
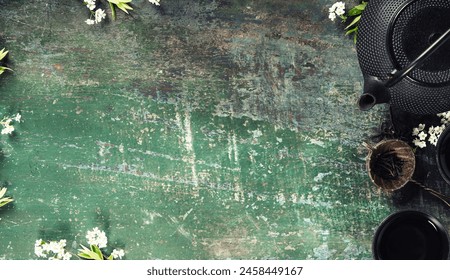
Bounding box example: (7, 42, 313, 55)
(347, 2, 367, 17)
(77, 245, 103, 260)
(0, 66, 13, 75)
(91, 245, 104, 260)
(109, 2, 116, 20)
(0, 188, 6, 198)
(357, 1, 368, 9)
(117, 3, 133, 14)
(0, 198, 14, 207)
(345, 26, 358, 36)
(108, 0, 132, 3)
(347, 8, 362, 17)
(0, 48, 8, 61)
(345, 15, 361, 30)
(107, 254, 114, 260)
(107, 0, 133, 15)
(0, 188, 13, 207)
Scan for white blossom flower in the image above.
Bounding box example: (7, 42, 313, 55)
(34, 246, 46, 258)
(149, 0, 161, 6)
(86, 227, 108, 248)
(111, 249, 125, 259)
(35, 239, 43, 247)
(329, 12, 337, 21)
(412, 127, 421, 136)
(47, 241, 61, 254)
(412, 114, 450, 148)
(61, 251, 72, 260)
(418, 123, 426, 131)
(335, 7, 345, 16)
(13, 113, 21, 122)
(428, 126, 436, 135)
(95, 9, 106, 24)
(3, 118, 12, 126)
(429, 134, 438, 146)
(85, 19, 95, 25)
(413, 138, 426, 148)
(329, 1, 346, 21)
(34, 239, 47, 258)
(418, 131, 427, 141)
(46, 240, 67, 257)
(440, 111, 450, 124)
(0, 114, 21, 135)
(34, 239, 70, 260)
(84, 0, 96, 10)
(1, 124, 14, 135)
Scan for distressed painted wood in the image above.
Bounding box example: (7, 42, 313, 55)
(0, 0, 448, 260)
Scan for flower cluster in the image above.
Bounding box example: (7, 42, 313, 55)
(83, 0, 161, 25)
(328, 1, 367, 42)
(84, 0, 107, 25)
(34, 239, 72, 260)
(86, 227, 108, 248)
(111, 248, 126, 259)
(78, 227, 125, 260)
(148, 0, 160, 5)
(34, 227, 125, 260)
(412, 111, 450, 148)
(1, 113, 21, 135)
(328, 1, 346, 21)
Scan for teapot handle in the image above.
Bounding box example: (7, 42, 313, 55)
(385, 26, 450, 88)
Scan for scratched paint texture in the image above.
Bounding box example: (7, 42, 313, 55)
(0, 0, 447, 260)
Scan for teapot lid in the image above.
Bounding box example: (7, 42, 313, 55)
(390, 0, 450, 86)
(356, 0, 450, 114)
(357, 0, 450, 85)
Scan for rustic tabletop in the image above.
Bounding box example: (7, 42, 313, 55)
(0, 0, 448, 260)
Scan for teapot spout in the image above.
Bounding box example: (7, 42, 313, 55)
(358, 75, 390, 111)
(358, 93, 378, 111)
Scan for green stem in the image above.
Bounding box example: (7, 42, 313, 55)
(109, 2, 116, 21)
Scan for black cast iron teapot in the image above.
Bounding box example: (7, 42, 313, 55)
(356, 0, 450, 115)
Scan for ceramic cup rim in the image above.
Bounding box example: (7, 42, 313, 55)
(372, 210, 450, 260)
(436, 125, 450, 185)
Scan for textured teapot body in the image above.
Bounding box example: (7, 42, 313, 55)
(357, 0, 450, 114)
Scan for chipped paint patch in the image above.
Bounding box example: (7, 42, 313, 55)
(313, 172, 332, 182)
(312, 244, 336, 260)
(309, 139, 326, 147)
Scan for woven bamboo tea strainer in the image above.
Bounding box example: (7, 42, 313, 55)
(364, 139, 450, 207)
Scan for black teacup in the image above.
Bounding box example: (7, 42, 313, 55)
(437, 125, 450, 185)
(373, 211, 449, 260)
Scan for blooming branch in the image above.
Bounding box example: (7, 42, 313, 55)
(411, 111, 450, 149)
(328, 1, 368, 42)
(148, 0, 160, 6)
(1, 113, 21, 135)
(34, 227, 125, 260)
(34, 239, 73, 260)
(83, 0, 162, 25)
(328, 1, 346, 22)
(85, 227, 108, 248)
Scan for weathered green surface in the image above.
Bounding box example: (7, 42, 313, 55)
(0, 0, 447, 260)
